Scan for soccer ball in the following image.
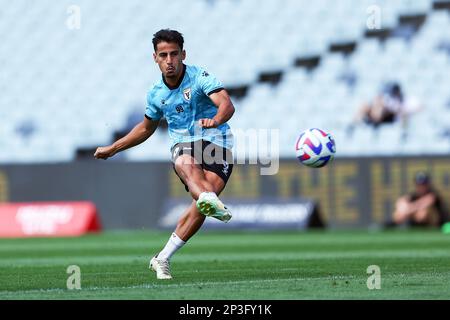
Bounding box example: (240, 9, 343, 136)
(295, 128, 336, 168)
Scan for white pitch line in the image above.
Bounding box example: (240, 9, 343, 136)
(0, 275, 359, 296)
(0, 233, 446, 252)
(1, 249, 450, 267)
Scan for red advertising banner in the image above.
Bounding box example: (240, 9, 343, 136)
(0, 202, 101, 238)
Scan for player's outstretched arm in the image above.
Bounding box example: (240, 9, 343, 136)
(94, 117, 159, 160)
(199, 89, 235, 128)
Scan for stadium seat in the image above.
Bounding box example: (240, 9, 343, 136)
(2, 0, 449, 162)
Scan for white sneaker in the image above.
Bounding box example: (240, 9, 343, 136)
(196, 192, 232, 223)
(149, 256, 172, 280)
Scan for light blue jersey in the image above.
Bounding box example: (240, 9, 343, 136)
(145, 64, 233, 150)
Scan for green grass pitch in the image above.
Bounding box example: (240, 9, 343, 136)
(0, 229, 449, 299)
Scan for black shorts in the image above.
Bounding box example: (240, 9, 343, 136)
(364, 109, 396, 126)
(171, 140, 234, 192)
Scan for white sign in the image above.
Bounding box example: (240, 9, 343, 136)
(16, 205, 74, 235)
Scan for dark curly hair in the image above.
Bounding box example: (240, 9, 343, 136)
(152, 29, 184, 52)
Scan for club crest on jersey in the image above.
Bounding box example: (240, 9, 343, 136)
(183, 88, 191, 101)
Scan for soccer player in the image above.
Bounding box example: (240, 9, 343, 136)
(94, 29, 235, 279)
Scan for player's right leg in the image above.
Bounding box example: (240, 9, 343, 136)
(150, 201, 202, 280)
(150, 168, 228, 280)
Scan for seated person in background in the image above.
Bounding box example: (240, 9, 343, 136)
(348, 82, 408, 133)
(391, 172, 448, 227)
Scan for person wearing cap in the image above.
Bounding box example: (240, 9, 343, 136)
(391, 172, 448, 227)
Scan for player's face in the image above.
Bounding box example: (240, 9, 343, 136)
(153, 42, 186, 79)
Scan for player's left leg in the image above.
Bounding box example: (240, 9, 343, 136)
(175, 170, 226, 240)
(195, 170, 232, 222)
(150, 169, 228, 280)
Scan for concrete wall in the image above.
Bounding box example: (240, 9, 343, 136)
(1, 156, 450, 229)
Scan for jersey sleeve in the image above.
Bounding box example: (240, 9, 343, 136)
(197, 68, 224, 96)
(145, 90, 163, 120)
